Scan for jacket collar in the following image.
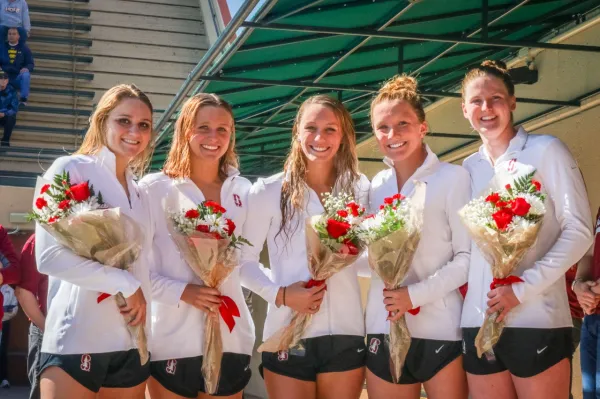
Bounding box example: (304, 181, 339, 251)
(384, 144, 440, 182)
(478, 126, 528, 165)
(95, 146, 135, 181)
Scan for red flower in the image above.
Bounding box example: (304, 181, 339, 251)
(510, 197, 531, 217)
(496, 201, 508, 208)
(185, 209, 200, 219)
(47, 216, 59, 224)
(326, 219, 351, 239)
(532, 179, 541, 191)
(204, 201, 226, 214)
(343, 240, 359, 255)
(379, 205, 385, 210)
(225, 218, 236, 236)
(337, 209, 348, 218)
(485, 192, 500, 204)
(66, 182, 91, 202)
(40, 184, 51, 194)
(383, 197, 394, 205)
(393, 193, 404, 200)
(212, 232, 223, 240)
(196, 224, 210, 233)
(505, 184, 512, 190)
(492, 209, 514, 231)
(35, 197, 48, 209)
(58, 200, 71, 210)
(346, 202, 360, 217)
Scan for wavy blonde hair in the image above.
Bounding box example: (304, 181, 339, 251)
(75, 84, 154, 176)
(163, 93, 239, 181)
(370, 74, 425, 123)
(278, 95, 360, 241)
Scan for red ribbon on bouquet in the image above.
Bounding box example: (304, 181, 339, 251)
(219, 295, 240, 333)
(490, 275, 524, 290)
(306, 279, 327, 290)
(97, 293, 111, 303)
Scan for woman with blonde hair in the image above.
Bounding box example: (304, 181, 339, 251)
(140, 93, 254, 399)
(460, 60, 593, 399)
(36, 84, 155, 399)
(363, 75, 470, 399)
(240, 95, 370, 399)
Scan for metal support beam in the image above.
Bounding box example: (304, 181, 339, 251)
(240, 21, 600, 53)
(197, 75, 581, 107)
(439, 87, 600, 159)
(481, 0, 489, 39)
(237, 0, 558, 52)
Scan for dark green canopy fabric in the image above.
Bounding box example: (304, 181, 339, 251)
(152, 0, 600, 177)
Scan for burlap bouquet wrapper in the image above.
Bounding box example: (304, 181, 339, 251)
(35, 178, 148, 364)
(459, 217, 542, 359)
(165, 188, 238, 395)
(258, 215, 361, 353)
(367, 182, 425, 383)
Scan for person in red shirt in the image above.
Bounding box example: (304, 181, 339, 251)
(15, 234, 46, 399)
(574, 207, 600, 398)
(0, 224, 20, 334)
(566, 264, 584, 399)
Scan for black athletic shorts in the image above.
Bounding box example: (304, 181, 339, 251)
(462, 327, 573, 378)
(39, 349, 150, 393)
(150, 353, 251, 397)
(366, 334, 461, 384)
(260, 335, 366, 382)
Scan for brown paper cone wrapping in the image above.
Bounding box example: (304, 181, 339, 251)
(367, 182, 426, 383)
(258, 215, 361, 353)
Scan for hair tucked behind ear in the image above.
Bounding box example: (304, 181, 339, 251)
(370, 74, 425, 123)
(276, 95, 360, 243)
(461, 60, 515, 100)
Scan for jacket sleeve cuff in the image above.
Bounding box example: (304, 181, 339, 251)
(119, 272, 142, 299)
(511, 282, 525, 304)
(407, 283, 427, 309)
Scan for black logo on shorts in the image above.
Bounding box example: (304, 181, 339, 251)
(369, 338, 381, 354)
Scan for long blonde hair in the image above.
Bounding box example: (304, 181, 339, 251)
(163, 93, 238, 181)
(75, 84, 154, 176)
(278, 95, 360, 240)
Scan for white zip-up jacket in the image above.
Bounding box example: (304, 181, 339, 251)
(364, 146, 470, 341)
(461, 128, 593, 329)
(139, 170, 255, 360)
(240, 172, 370, 342)
(36, 147, 153, 355)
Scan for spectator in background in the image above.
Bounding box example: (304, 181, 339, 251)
(574, 207, 600, 399)
(0, 71, 19, 146)
(566, 264, 584, 399)
(15, 234, 46, 399)
(0, 0, 30, 42)
(0, 224, 20, 363)
(1, 27, 32, 105)
(0, 284, 17, 388)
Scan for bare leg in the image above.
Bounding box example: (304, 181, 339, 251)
(316, 367, 365, 399)
(423, 357, 468, 399)
(263, 369, 316, 399)
(512, 358, 570, 399)
(40, 366, 97, 399)
(467, 371, 518, 399)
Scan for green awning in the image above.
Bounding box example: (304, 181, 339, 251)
(152, 0, 600, 177)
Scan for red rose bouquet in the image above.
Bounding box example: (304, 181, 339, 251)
(28, 171, 148, 364)
(168, 195, 251, 395)
(258, 192, 366, 353)
(459, 171, 546, 359)
(357, 182, 426, 383)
